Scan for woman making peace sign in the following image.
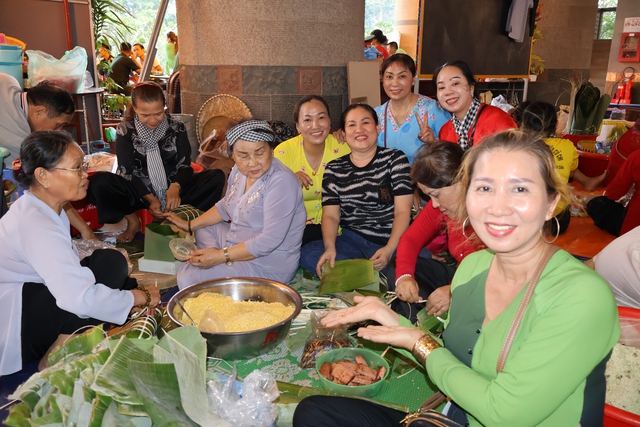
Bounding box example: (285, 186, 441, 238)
(375, 54, 450, 164)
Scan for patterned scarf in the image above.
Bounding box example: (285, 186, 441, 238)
(451, 98, 481, 151)
(134, 115, 169, 209)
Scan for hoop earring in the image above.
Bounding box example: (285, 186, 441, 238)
(541, 216, 560, 244)
(462, 217, 470, 239)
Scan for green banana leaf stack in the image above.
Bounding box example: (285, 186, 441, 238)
(570, 82, 611, 135)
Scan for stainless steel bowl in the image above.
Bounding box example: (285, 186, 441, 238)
(167, 277, 302, 360)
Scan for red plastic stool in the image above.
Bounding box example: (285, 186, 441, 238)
(135, 209, 154, 233)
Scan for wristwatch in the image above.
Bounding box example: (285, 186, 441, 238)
(223, 246, 233, 266)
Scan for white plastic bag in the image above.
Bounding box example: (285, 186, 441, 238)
(27, 46, 88, 93)
(207, 368, 279, 427)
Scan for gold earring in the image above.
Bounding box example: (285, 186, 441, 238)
(541, 216, 560, 244)
(462, 217, 470, 239)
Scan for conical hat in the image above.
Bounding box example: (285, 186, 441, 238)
(196, 94, 252, 143)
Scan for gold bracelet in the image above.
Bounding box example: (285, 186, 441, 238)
(136, 285, 151, 309)
(412, 334, 441, 366)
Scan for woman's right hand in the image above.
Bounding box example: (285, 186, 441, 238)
(322, 295, 400, 328)
(295, 171, 314, 190)
(425, 285, 451, 317)
(316, 248, 337, 278)
(163, 212, 189, 232)
(130, 285, 161, 314)
(395, 276, 421, 303)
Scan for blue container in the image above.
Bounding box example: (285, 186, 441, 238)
(0, 44, 23, 89)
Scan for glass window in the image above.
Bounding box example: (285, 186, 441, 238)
(595, 0, 617, 40)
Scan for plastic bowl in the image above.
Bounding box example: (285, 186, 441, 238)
(315, 347, 390, 398)
(169, 238, 197, 261)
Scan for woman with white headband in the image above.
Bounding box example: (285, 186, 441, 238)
(164, 119, 307, 289)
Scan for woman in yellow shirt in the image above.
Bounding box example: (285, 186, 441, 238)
(275, 95, 350, 245)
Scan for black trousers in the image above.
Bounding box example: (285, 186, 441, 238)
(88, 169, 225, 224)
(20, 249, 137, 365)
(387, 256, 455, 322)
(293, 396, 467, 427)
(586, 195, 626, 237)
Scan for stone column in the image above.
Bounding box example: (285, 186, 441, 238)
(394, 0, 419, 59)
(176, 0, 365, 130)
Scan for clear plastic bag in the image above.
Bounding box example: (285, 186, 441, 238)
(26, 46, 88, 93)
(207, 368, 279, 427)
(619, 316, 640, 348)
(299, 310, 352, 368)
(73, 239, 133, 274)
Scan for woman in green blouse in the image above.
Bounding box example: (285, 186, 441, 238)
(293, 130, 619, 427)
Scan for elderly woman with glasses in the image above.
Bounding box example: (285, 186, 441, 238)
(0, 131, 160, 376)
(164, 120, 307, 289)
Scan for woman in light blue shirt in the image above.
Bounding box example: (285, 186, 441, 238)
(375, 54, 450, 164)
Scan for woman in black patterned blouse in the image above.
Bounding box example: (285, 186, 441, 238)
(89, 82, 225, 241)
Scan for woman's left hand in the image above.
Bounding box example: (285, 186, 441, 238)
(165, 184, 181, 212)
(188, 248, 221, 269)
(370, 246, 392, 271)
(425, 285, 451, 317)
(357, 325, 426, 352)
(415, 112, 435, 144)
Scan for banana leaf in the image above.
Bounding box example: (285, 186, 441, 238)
(101, 401, 151, 427)
(3, 401, 31, 427)
(275, 381, 409, 412)
(91, 337, 153, 405)
(416, 309, 448, 338)
(587, 93, 612, 134)
(571, 82, 601, 134)
(128, 361, 199, 427)
(42, 350, 109, 396)
(156, 326, 207, 375)
(318, 259, 376, 296)
(165, 332, 228, 426)
(48, 326, 105, 366)
(88, 394, 113, 427)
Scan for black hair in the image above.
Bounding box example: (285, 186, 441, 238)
(340, 103, 378, 131)
(520, 101, 558, 136)
(120, 42, 132, 52)
(101, 42, 111, 51)
(388, 42, 398, 49)
(511, 101, 531, 127)
(411, 142, 464, 189)
(381, 53, 417, 77)
(370, 29, 388, 45)
(26, 82, 75, 118)
(293, 95, 331, 123)
(124, 82, 166, 121)
(15, 131, 75, 188)
(134, 43, 145, 50)
(432, 60, 477, 87)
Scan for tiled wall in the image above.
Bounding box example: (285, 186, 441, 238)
(181, 65, 349, 130)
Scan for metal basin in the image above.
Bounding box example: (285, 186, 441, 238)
(167, 277, 302, 360)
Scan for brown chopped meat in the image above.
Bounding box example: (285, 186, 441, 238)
(348, 375, 374, 386)
(375, 365, 386, 381)
(331, 363, 356, 385)
(319, 362, 332, 381)
(355, 363, 378, 380)
(335, 360, 358, 373)
(355, 354, 367, 365)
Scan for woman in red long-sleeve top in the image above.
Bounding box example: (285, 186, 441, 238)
(390, 142, 485, 320)
(587, 149, 640, 236)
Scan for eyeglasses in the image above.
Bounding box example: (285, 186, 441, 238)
(51, 161, 90, 176)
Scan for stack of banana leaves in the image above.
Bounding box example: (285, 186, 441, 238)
(570, 82, 611, 135)
(4, 325, 233, 427)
